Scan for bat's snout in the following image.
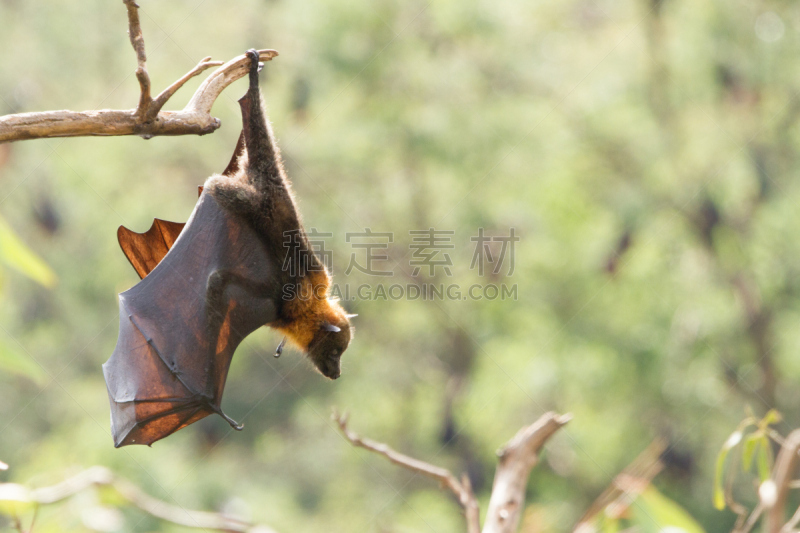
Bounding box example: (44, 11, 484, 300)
(306, 350, 344, 379)
(307, 317, 350, 380)
(318, 353, 342, 380)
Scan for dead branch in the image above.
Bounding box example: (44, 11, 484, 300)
(483, 413, 571, 533)
(123, 0, 151, 118)
(574, 439, 665, 531)
(7, 466, 278, 532)
(734, 503, 764, 533)
(764, 429, 800, 533)
(334, 410, 570, 533)
(334, 411, 481, 533)
(0, 1, 278, 143)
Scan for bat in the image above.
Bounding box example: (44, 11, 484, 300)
(103, 50, 352, 448)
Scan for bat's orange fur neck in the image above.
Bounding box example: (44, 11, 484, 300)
(275, 271, 348, 351)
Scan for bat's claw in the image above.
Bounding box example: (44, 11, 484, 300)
(220, 409, 244, 431)
(209, 402, 244, 431)
(274, 336, 287, 358)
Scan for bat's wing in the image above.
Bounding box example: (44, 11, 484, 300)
(118, 219, 185, 279)
(103, 192, 280, 447)
(222, 130, 246, 177)
(117, 131, 246, 280)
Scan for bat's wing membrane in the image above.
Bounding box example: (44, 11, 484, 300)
(221, 131, 246, 177)
(104, 193, 279, 447)
(118, 219, 185, 279)
(102, 314, 213, 447)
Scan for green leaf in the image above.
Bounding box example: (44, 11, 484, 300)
(601, 514, 620, 533)
(757, 434, 772, 482)
(761, 409, 782, 428)
(0, 214, 56, 288)
(633, 486, 706, 533)
(0, 335, 45, 384)
(742, 433, 760, 472)
(713, 431, 741, 510)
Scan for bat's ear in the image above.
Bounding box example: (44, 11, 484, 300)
(321, 322, 341, 333)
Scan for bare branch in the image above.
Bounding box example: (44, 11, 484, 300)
(123, 0, 151, 117)
(734, 503, 764, 533)
(334, 411, 466, 494)
(334, 411, 481, 533)
(783, 502, 800, 532)
(0, 50, 276, 143)
(0, 2, 278, 143)
(21, 466, 278, 532)
(460, 474, 481, 533)
(574, 439, 665, 530)
(150, 56, 223, 116)
(335, 411, 569, 533)
(765, 429, 800, 533)
(483, 412, 571, 533)
(184, 52, 276, 116)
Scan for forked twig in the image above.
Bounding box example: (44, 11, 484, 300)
(0, 1, 277, 143)
(334, 410, 569, 533)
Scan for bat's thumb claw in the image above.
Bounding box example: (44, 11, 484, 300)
(215, 407, 244, 431)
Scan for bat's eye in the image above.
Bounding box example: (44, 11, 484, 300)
(331, 349, 339, 356)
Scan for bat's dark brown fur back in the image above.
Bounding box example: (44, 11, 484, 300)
(205, 50, 351, 379)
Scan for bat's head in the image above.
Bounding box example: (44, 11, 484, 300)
(307, 306, 352, 380)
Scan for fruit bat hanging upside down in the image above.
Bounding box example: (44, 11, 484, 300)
(102, 50, 353, 448)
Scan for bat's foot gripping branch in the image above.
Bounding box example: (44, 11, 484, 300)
(246, 49, 261, 90)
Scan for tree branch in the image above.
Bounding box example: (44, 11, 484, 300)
(334, 411, 569, 533)
(10, 466, 278, 532)
(0, 1, 277, 143)
(574, 439, 665, 531)
(482, 413, 571, 533)
(123, 0, 151, 118)
(150, 56, 222, 115)
(764, 429, 800, 533)
(335, 411, 481, 533)
(734, 503, 764, 533)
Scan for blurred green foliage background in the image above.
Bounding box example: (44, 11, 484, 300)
(1, 0, 800, 531)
